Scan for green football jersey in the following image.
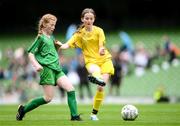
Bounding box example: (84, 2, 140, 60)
(28, 34, 62, 71)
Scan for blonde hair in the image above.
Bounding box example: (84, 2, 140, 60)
(38, 14, 57, 35)
(76, 8, 96, 33)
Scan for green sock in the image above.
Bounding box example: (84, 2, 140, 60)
(67, 91, 78, 117)
(24, 97, 47, 113)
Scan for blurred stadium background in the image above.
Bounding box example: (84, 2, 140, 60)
(0, 0, 180, 105)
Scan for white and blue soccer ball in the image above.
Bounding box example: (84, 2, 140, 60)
(121, 104, 138, 121)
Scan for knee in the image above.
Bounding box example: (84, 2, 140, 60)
(97, 86, 104, 92)
(66, 85, 75, 92)
(43, 96, 53, 103)
(88, 64, 100, 73)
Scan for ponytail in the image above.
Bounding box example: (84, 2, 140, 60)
(75, 24, 85, 34)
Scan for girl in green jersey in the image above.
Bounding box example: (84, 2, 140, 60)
(16, 14, 82, 121)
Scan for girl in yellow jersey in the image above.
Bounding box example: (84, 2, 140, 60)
(57, 8, 114, 121)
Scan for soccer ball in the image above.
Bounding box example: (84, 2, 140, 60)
(121, 104, 138, 121)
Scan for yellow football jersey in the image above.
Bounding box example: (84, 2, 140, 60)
(67, 26, 112, 65)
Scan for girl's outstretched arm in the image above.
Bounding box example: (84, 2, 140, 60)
(60, 43, 70, 49)
(54, 40, 70, 49)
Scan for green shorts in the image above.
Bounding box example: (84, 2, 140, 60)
(39, 66, 65, 86)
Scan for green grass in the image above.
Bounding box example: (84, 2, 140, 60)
(0, 104, 180, 126)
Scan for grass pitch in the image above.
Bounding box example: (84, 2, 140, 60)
(0, 104, 180, 126)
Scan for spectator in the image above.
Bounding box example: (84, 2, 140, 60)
(109, 45, 123, 96)
(153, 84, 170, 103)
(76, 54, 92, 100)
(133, 43, 149, 77)
(162, 35, 180, 63)
(0, 67, 4, 79)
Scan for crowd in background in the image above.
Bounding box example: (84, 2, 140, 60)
(0, 32, 180, 104)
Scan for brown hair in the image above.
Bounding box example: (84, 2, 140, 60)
(38, 14, 57, 35)
(76, 8, 96, 33)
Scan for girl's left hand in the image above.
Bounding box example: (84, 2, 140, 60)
(99, 47, 105, 56)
